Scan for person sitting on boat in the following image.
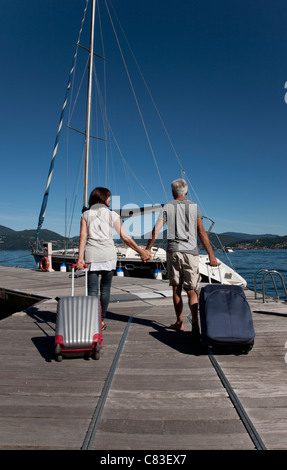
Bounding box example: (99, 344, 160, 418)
(76, 187, 151, 329)
(145, 178, 217, 338)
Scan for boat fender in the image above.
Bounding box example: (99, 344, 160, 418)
(116, 267, 124, 277)
(40, 257, 50, 272)
(60, 263, 67, 272)
(154, 268, 162, 280)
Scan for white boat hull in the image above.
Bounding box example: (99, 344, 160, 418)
(33, 246, 246, 286)
(198, 255, 247, 287)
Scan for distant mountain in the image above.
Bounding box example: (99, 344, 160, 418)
(221, 232, 279, 240)
(0, 225, 286, 251)
(0, 225, 16, 236)
(208, 232, 281, 249)
(0, 226, 74, 251)
(140, 229, 285, 249)
(229, 235, 287, 250)
(207, 232, 239, 248)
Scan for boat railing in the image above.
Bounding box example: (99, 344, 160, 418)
(253, 269, 287, 302)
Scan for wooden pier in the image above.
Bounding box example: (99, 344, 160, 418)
(0, 265, 287, 450)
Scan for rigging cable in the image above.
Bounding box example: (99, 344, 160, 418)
(89, 19, 157, 205)
(105, 0, 236, 269)
(105, 3, 210, 211)
(96, 0, 109, 187)
(104, 0, 168, 202)
(106, 0, 202, 203)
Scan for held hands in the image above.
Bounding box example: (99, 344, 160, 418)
(141, 249, 152, 263)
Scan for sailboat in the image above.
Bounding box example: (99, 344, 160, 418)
(32, 0, 247, 287)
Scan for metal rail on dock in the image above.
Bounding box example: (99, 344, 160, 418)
(253, 269, 287, 303)
(208, 352, 267, 450)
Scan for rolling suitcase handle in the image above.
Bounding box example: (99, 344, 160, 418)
(206, 262, 223, 284)
(71, 264, 88, 296)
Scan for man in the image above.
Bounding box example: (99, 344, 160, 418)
(146, 178, 217, 337)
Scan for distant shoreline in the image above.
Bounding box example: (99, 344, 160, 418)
(0, 224, 286, 251)
(0, 247, 286, 254)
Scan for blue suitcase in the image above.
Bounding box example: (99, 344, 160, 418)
(199, 266, 255, 354)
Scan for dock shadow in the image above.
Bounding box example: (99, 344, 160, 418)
(107, 309, 203, 356)
(149, 329, 203, 356)
(31, 335, 55, 362)
(26, 304, 57, 362)
(27, 306, 204, 362)
(25, 304, 57, 325)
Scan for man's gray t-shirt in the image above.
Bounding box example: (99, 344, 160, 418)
(158, 200, 201, 255)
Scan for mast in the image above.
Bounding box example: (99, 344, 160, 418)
(83, 0, 96, 210)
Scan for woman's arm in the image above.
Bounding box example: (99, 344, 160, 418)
(76, 218, 88, 268)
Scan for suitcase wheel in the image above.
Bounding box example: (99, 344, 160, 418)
(93, 342, 101, 360)
(55, 344, 63, 362)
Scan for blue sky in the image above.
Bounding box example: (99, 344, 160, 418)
(1, 0, 287, 238)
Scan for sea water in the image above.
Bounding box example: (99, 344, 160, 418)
(0, 251, 37, 270)
(0, 249, 286, 298)
(215, 249, 287, 298)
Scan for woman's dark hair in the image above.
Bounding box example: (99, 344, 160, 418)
(88, 187, 111, 207)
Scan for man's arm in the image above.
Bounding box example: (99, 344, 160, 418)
(197, 217, 217, 266)
(146, 217, 166, 252)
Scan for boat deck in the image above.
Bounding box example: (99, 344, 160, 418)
(0, 266, 287, 450)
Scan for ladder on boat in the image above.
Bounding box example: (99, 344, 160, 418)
(253, 269, 287, 303)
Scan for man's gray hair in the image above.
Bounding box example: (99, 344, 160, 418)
(171, 178, 188, 197)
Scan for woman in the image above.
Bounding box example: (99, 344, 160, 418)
(76, 187, 150, 329)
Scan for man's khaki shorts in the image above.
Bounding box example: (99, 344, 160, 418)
(166, 252, 200, 291)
